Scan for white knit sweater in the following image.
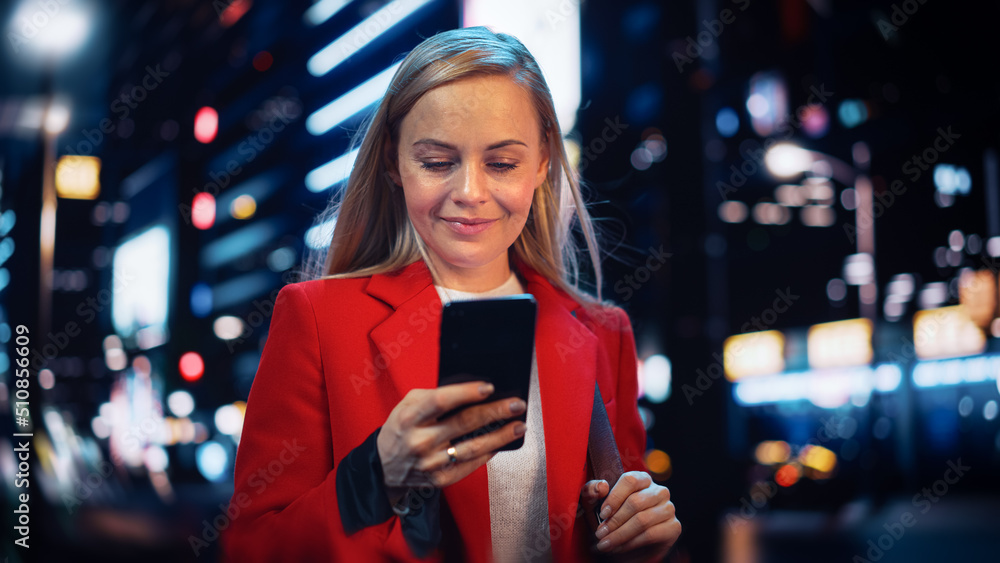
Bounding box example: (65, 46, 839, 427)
(435, 273, 552, 563)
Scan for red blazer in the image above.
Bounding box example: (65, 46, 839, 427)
(222, 259, 648, 562)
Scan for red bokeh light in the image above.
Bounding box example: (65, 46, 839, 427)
(219, 0, 252, 27)
(192, 192, 216, 230)
(179, 352, 204, 382)
(775, 464, 801, 487)
(253, 51, 273, 72)
(194, 106, 218, 144)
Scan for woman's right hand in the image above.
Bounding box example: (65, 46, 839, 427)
(376, 381, 525, 496)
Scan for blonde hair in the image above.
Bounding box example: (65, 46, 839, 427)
(302, 26, 603, 303)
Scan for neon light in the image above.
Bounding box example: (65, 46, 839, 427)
(307, 0, 435, 77)
(912, 354, 1000, 388)
(733, 365, 902, 408)
(307, 63, 401, 135)
(306, 148, 359, 192)
(305, 218, 337, 250)
(304, 0, 353, 26)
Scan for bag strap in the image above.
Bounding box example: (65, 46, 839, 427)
(586, 381, 624, 524)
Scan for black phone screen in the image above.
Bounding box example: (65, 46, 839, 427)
(437, 294, 537, 451)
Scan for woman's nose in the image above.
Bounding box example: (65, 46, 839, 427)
(452, 163, 488, 205)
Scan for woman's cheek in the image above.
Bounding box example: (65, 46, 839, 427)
(402, 179, 442, 219)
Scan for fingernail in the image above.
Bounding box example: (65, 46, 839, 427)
(513, 422, 526, 436)
(509, 399, 525, 413)
(595, 525, 609, 540)
(596, 539, 611, 551)
(600, 505, 611, 520)
(480, 383, 494, 396)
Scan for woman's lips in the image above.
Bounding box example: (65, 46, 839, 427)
(440, 217, 498, 235)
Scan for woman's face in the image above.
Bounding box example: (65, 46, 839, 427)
(390, 74, 549, 289)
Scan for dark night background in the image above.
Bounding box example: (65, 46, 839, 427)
(1, 0, 998, 561)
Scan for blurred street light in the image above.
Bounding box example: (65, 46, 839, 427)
(764, 143, 813, 178)
(765, 141, 877, 322)
(7, 0, 96, 338)
(7, 0, 94, 64)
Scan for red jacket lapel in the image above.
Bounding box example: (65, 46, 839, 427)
(519, 266, 599, 562)
(364, 260, 600, 562)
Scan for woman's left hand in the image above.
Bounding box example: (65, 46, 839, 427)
(580, 471, 681, 561)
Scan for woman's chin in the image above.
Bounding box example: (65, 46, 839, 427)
(430, 248, 508, 273)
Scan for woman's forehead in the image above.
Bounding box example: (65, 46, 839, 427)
(400, 75, 541, 144)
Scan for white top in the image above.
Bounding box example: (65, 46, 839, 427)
(435, 273, 552, 563)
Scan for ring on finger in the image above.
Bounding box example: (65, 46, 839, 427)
(446, 445, 458, 464)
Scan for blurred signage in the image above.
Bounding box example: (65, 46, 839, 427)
(807, 318, 873, 369)
(958, 269, 996, 329)
(55, 155, 101, 199)
(112, 225, 171, 348)
(724, 330, 785, 381)
(913, 306, 986, 360)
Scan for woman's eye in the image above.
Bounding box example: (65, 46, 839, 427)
(489, 162, 518, 174)
(420, 161, 453, 171)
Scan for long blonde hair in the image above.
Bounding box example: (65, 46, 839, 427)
(302, 26, 603, 303)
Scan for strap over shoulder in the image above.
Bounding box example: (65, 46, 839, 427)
(587, 381, 624, 524)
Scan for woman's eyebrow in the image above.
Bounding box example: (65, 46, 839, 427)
(412, 138, 455, 150)
(485, 139, 528, 150)
(411, 138, 527, 150)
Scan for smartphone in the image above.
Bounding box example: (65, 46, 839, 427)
(437, 295, 537, 451)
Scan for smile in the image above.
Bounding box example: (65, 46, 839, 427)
(440, 216, 498, 235)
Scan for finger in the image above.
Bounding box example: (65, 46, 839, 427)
(439, 396, 526, 443)
(597, 502, 675, 553)
(419, 419, 525, 472)
(598, 471, 653, 522)
(412, 381, 495, 425)
(419, 451, 496, 488)
(581, 480, 609, 504)
(600, 483, 667, 538)
(610, 515, 681, 555)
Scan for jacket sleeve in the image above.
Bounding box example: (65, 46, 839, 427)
(612, 307, 648, 474)
(222, 283, 442, 561)
(221, 283, 342, 561)
(336, 426, 443, 557)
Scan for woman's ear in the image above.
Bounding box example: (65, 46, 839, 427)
(534, 137, 550, 190)
(384, 136, 402, 186)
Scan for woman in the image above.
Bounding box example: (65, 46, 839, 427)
(222, 26, 680, 562)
